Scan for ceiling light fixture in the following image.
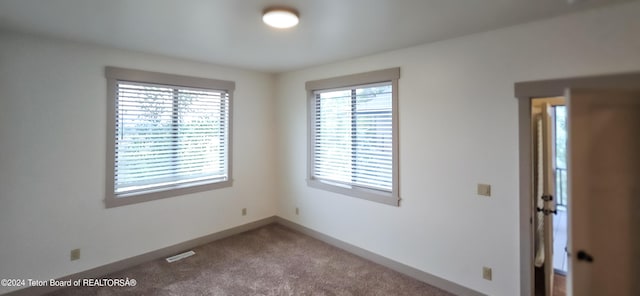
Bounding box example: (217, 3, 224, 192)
(262, 7, 299, 29)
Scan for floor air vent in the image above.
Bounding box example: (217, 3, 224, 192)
(165, 250, 195, 263)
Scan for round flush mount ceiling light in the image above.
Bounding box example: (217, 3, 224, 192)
(262, 7, 299, 29)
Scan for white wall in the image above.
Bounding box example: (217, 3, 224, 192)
(1, 2, 639, 295)
(0, 32, 277, 294)
(274, 2, 640, 296)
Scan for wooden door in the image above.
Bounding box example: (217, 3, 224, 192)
(568, 89, 640, 296)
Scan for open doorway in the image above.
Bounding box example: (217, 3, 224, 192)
(515, 72, 640, 296)
(532, 97, 567, 296)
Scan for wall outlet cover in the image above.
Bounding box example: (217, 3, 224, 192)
(70, 249, 80, 261)
(482, 266, 492, 281)
(477, 184, 491, 197)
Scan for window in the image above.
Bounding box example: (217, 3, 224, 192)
(105, 67, 234, 208)
(306, 68, 400, 206)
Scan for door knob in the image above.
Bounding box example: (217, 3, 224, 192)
(577, 250, 594, 262)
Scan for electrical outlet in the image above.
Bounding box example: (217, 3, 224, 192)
(482, 266, 492, 281)
(242, 208, 247, 216)
(70, 249, 80, 261)
(295, 207, 299, 215)
(477, 184, 491, 197)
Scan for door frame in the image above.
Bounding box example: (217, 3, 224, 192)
(514, 72, 640, 296)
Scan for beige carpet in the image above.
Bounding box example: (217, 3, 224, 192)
(48, 224, 455, 296)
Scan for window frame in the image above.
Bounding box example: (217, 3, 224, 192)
(105, 67, 235, 208)
(306, 68, 400, 206)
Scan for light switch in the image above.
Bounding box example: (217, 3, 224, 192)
(477, 184, 491, 197)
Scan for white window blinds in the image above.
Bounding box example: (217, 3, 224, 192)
(312, 82, 393, 193)
(113, 81, 229, 197)
(114, 81, 229, 195)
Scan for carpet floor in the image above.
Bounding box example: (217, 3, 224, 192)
(48, 224, 456, 296)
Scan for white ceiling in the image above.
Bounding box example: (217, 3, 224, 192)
(0, 0, 633, 73)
